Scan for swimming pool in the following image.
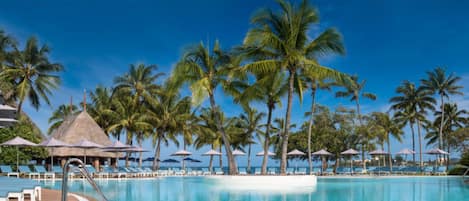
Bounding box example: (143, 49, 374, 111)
(42, 176, 469, 201)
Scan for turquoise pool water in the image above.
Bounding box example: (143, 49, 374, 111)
(42, 177, 468, 201)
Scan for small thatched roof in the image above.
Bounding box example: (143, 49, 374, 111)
(50, 111, 117, 158)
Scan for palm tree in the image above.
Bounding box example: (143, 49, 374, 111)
(194, 107, 224, 171)
(393, 108, 417, 162)
(113, 63, 163, 105)
(335, 75, 376, 169)
(390, 81, 435, 167)
(0, 29, 15, 63)
(369, 112, 404, 172)
(106, 93, 152, 167)
(87, 86, 116, 137)
(421, 67, 463, 151)
(0, 37, 63, 114)
(171, 41, 239, 174)
(242, 0, 345, 174)
(236, 107, 265, 173)
(234, 71, 288, 174)
(47, 104, 79, 134)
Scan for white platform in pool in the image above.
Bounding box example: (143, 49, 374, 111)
(207, 175, 317, 191)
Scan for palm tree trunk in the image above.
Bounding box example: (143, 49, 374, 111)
(409, 122, 416, 163)
(387, 136, 393, 172)
(438, 95, 445, 166)
(280, 70, 295, 175)
(247, 144, 252, 173)
(17, 100, 24, 118)
(261, 104, 273, 175)
(219, 146, 223, 168)
(355, 99, 367, 171)
(209, 94, 237, 175)
(307, 86, 317, 174)
(209, 145, 214, 172)
(125, 129, 131, 167)
(138, 135, 143, 168)
(152, 135, 162, 170)
(417, 119, 423, 168)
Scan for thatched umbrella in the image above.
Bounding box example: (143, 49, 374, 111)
(425, 148, 449, 168)
(0, 136, 37, 169)
(312, 149, 333, 174)
(38, 137, 72, 171)
(287, 149, 305, 170)
(341, 149, 359, 174)
(122, 146, 149, 167)
(370, 149, 389, 175)
(101, 140, 130, 168)
(72, 139, 104, 164)
(172, 150, 192, 169)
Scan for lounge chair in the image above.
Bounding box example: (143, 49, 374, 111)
(33, 165, 55, 180)
(286, 168, 294, 175)
(311, 167, 321, 175)
(324, 167, 334, 175)
(0, 177, 42, 201)
(214, 167, 224, 175)
(435, 166, 447, 175)
(238, 168, 247, 175)
(423, 166, 434, 175)
(52, 165, 64, 177)
(202, 168, 211, 175)
(103, 166, 126, 178)
(336, 167, 352, 175)
(172, 168, 184, 176)
(157, 169, 169, 176)
(267, 168, 276, 175)
(18, 166, 40, 179)
(143, 167, 157, 177)
(296, 167, 307, 175)
(0, 165, 19, 178)
(254, 168, 261, 175)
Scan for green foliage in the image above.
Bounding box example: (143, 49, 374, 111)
(0, 117, 48, 165)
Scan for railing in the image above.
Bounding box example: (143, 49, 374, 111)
(61, 158, 109, 201)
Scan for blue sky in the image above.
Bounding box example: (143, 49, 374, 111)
(1, 0, 468, 166)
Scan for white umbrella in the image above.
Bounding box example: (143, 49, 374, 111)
(425, 148, 449, 168)
(39, 137, 72, 171)
(202, 149, 222, 172)
(101, 140, 131, 167)
(396, 148, 416, 155)
(341, 149, 360, 174)
(202, 149, 222, 156)
(72, 139, 103, 164)
(312, 149, 333, 174)
(172, 150, 192, 169)
(370, 149, 389, 176)
(232, 149, 246, 156)
(256, 150, 275, 156)
(0, 118, 17, 127)
(287, 149, 305, 170)
(0, 136, 37, 169)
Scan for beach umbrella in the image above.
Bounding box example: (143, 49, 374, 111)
(38, 137, 72, 171)
(202, 149, 222, 171)
(143, 157, 159, 162)
(287, 149, 305, 170)
(183, 157, 202, 163)
(172, 150, 192, 169)
(312, 149, 333, 174)
(232, 149, 246, 156)
(0, 104, 17, 119)
(122, 146, 149, 167)
(341, 149, 360, 174)
(0, 136, 37, 169)
(255, 150, 275, 156)
(425, 148, 449, 167)
(101, 140, 132, 167)
(370, 149, 389, 176)
(0, 118, 17, 128)
(396, 148, 416, 164)
(161, 159, 180, 163)
(72, 139, 103, 164)
(202, 149, 222, 156)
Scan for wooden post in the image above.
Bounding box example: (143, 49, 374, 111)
(93, 158, 100, 171)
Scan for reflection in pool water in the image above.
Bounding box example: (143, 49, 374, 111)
(41, 176, 469, 201)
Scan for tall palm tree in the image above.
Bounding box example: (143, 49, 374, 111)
(113, 63, 163, 106)
(0, 29, 15, 64)
(390, 81, 435, 167)
(194, 107, 224, 171)
(172, 41, 239, 174)
(243, 0, 345, 174)
(335, 75, 376, 169)
(236, 107, 265, 173)
(393, 108, 417, 162)
(106, 93, 152, 167)
(421, 67, 463, 151)
(0, 37, 63, 114)
(47, 104, 79, 134)
(369, 112, 404, 172)
(87, 86, 116, 137)
(234, 71, 288, 174)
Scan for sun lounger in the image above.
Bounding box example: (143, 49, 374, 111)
(143, 167, 157, 177)
(296, 167, 307, 175)
(33, 165, 55, 180)
(286, 168, 294, 175)
(52, 165, 64, 177)
(201, 168, 211, 175)
(18, 166, 40, 179)
(0, 177, 42, 201)
(323, 167, 334, 175)
(238, 168, 247, 175)
(253, 168, 261, 175)
(337, 167, 352, 175)
(422, 166, 434, 175)
(0, 165, 19, 178)
(435, 166, 446, 175)
(214, 167, 224, 175)
(267, 168, 276, 175)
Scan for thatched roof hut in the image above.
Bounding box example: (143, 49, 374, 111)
(50, 111, 116, 158)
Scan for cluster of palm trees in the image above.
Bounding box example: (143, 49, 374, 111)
(1, 0, 467, 175)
